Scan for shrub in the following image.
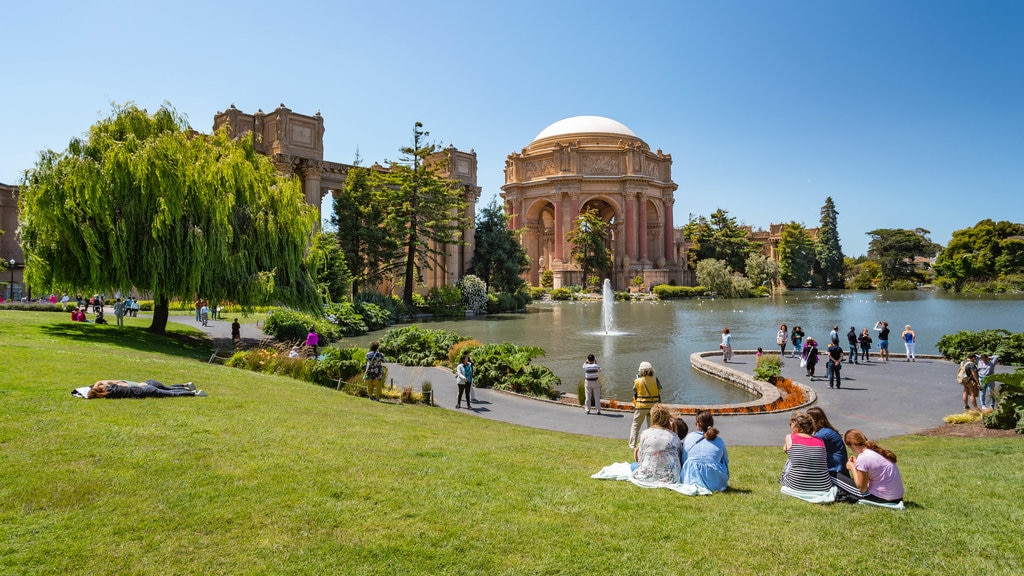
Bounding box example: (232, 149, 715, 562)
(982, 368, 1024, 433)
(936, 329, 1024, 365)
(379, 325, 469, 366)
(262, 308, 340, 344)
(550, 288, 571, 301)
(541, 269, 554, 289)
(486, 291, 519, 313)
(448, 339, 482, 364)
(458, 275, 488, 314)
(471, 342, 560, 399)
(426, 285, 464, 317)
(325, 301, 368, 336)
(529, 286, 547, 300)
(653, 285, 707, 299)
(0, 302, 62, 312)
(308, 346, 368, 388)
(753, 354, 784, 382)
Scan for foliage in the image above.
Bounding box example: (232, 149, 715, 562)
(377, 123, 471, 305)
(353, 300, 392, 332)
(934, 219, 1024, 289)
(550, 287, 572, 300)
(486, 291, 525, 313)
(447, 339, 482, 364)
(753, 354, 784, 382)
(565, 208, 612, 288)
(458, 274, 489, 314)
(695, 258, 736, 297)
(632, 275, 645, 287)
(866, 228, 941, 288)
(17, 102, 320, 334)
(936, 329, 1024, 365)
(262, 308, 340, 344)
(529, 286, 547, 300)
(378, 325, 468, 366)
(815, 197, 845, 288)
(355, 290, 404, 324)
(744, 253, 780, 290)
(540, 269, 554, 289)
(981, 369, 1024, 432)
(682, 208, 754, 273)
(325, 301, 368, 336)
(225, 346, 313, 382)
(777, 221, 814, 288)
(0, 301, 63, 312)
(849, 260, 881, 290)
(331, 164, 399, 296)
(652, 284, 707, 299)
(470, 198, 529, 294)
(469, 342, 560, 399)
(426, 284, 465, 317)
(306, 232, 352, 303)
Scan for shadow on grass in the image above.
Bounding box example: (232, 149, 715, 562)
(41, 323, 213, 362)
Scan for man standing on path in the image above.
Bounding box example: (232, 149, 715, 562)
(826, 338, 844, 388)
(113, 298, 125, 327)
(829, 325, 839, 343)
(629, 361, 661, 448)
(877, 322, 891, 362)
(846, 326, 859, 364)
(582, 354, 602, 415)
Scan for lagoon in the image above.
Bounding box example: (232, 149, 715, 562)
(345, 290, 1024, 405)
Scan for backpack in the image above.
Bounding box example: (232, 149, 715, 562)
(956, 361, 971, 386)
(365, 352, 384, 380)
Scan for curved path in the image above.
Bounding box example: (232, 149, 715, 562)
(182, 315, 980, 447)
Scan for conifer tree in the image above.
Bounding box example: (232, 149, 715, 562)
(470, 198, 528, 294)
(815, 196, 845, 288)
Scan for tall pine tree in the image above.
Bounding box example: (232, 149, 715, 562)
(470, 198, 528, 294)
(815, 196, 845, 288)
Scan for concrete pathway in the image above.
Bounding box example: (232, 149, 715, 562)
(174, 315, 989, 447)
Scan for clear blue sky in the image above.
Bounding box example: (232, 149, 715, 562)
(3, 0, 1022, 256)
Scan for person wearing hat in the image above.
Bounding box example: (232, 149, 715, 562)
(629, 361, 662, 448)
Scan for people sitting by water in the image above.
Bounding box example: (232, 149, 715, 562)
(629, 404, 681, 485)
(807, 407, 848, 477)
(832, 429, 905, 505)
(681, 410, 729, 492)
(629, 361, 661, 448)
(780, 412, 836, 503)
(86, 379, 207, 399)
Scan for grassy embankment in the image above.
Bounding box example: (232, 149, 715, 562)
(1, 310, 1022, 575)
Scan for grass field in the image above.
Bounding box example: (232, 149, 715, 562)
(1, 310, 1022, 575)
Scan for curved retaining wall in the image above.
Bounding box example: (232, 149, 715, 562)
(688, 350, 817, 414)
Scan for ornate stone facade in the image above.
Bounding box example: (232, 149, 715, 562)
(501, 116, 686, 290)
(214, 105, 479, 293)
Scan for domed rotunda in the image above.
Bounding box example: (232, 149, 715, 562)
(501, 116, 685, 290)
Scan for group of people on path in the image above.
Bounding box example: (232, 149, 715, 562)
(958, 352, 999, 411)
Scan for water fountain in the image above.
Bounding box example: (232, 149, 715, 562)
(601, 279, 615, 335)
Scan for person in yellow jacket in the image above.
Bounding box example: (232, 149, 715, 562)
(629, 361, 662, 448)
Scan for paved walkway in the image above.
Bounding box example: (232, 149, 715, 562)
(176, 315, 989, 447)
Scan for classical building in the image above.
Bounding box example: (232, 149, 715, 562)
(213, 104, 480, 293)
(501, 116, 687, 290)
(746, 224, 820, 261)
(1, 183, 24, 299)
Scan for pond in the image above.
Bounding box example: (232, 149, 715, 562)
(341, 290, 1024, 405)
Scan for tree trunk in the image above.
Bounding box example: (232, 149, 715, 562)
(402, 230, 416, 306)
(147, 296, 170, 334)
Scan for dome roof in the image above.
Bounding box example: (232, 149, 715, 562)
(532, 116, 637, 142)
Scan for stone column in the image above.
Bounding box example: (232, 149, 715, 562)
(664, 196, 675, 264)
(624, 190, 636, 260)
(553, 194, 564, 262)
(299, 161, 324, 230)
(638, 192, 649, 262)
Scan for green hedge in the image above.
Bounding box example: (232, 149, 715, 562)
(652, 285, 707, 299)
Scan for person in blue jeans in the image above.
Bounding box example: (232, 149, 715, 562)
(846, 327, 859, 364)
(87, 380, 206, 398)
(826, 338, 844, 389)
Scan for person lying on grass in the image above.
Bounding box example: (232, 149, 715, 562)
(87, 380, 207, 399)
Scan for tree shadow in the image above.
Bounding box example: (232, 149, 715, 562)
(41, 323, 213, 362)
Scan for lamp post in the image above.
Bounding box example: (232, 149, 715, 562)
(8, 259, 14, 300)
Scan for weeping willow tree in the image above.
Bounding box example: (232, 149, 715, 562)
(17, 102, 320, 334)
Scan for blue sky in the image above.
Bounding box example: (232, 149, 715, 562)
(3, 0, 1021, 256)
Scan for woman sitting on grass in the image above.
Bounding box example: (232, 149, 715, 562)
(833, 429, 904, 504)
(780, 412, 835, 502)
(87, 380, 207, 399)
(681, 410, 729, 492)
(629, 404, 681, 485)
(808, 407, 847, 477)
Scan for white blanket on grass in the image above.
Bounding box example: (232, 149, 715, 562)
(857, 498, 905, 510)
(781, 485, 837, 504)
(591, 462, 714, 496)
(72, 386, 92, 399)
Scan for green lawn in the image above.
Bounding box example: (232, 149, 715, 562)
(1, 310, 1022, 575)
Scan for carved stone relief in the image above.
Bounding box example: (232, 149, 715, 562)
(581, 153, 621, 175)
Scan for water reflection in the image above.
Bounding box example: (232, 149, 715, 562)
(341, 291, 1024, 405)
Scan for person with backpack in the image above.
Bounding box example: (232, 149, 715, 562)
(364, 341, 386, 402)
(958, 353, 980, 411)
(455, 352, 473, 410)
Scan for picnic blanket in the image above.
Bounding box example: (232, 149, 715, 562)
(857, 498, 905, 510)
(592, 462, 714, 496)
(780, 485, 837, 504)
(72, 386, 92, 399)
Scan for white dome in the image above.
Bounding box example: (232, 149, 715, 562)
(532, 116, 637, 141)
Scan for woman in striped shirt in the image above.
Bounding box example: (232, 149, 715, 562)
(780, 412, 835, 502)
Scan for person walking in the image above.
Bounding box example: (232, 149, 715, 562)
(629, 361, 661, 449)
(804, 338, 820, 380)
(790, 326, 804, 358)
(958, 353, 981, 411)
(582, 353, 602, 414)
(194, 298, 202, 322)
(305, 327, 319, 357)
(113, 298, 125, 327)
(720, 328, 733, 363)
(902, 325, 917, 362)
(846, 326, 859, 364)
(200, 302, 210, 327)
(777, 324, 789, 358)
(364, 341, 386, 402)
(826, 338, 844, 389)
(455, 352, 473, 409)
(231, 318, 241, 345)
